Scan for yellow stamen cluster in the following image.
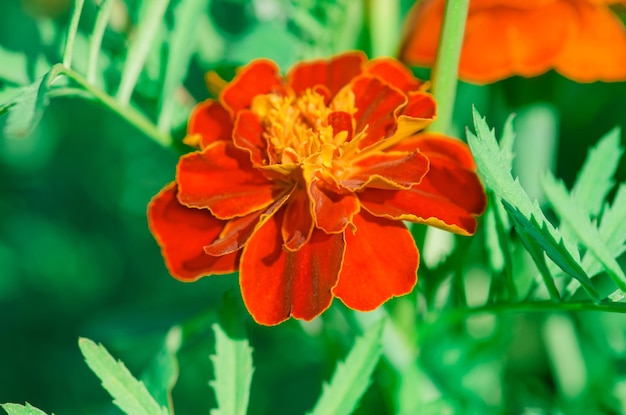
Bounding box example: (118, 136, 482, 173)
(251, 88, 357, 168)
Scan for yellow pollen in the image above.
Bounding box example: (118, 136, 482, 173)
(251, 88, 356, 169)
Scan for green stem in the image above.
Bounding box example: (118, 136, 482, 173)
(63, 0, 85, 68)
(421, 300, 626, 339)
(87, 0, 114, 84)
(53, 64, 172, 147)
(368, 0, 400, 57)
(428, 0, 469, 134)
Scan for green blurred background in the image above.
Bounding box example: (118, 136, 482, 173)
(1, 0, 626, 414)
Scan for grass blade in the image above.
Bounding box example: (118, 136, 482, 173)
(306, 319, 384, 415)
(78, 338, 168, 415)
(116, 0, 170, 105)
(210, 323, 254, 415)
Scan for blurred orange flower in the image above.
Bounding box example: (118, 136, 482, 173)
(148, 52, 486, 325)
(400, 0, 626, 83)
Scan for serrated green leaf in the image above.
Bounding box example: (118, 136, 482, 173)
(467, 108, 597, 299)
(541, 172, 626, 292)
(78, 338, 169, 415)
(157, 0, 209, 131)
(570, 127, 623, 217)
(3, 72, 51, 138)
(1, 403, 49, 415)
(210, 323, 254, 415)
(499, 113, 516, 169)
(141, 326, 182, 412)
(306, 320, 384, 415)
(582, 184, 626, 276)
(116, 0, 170, 104)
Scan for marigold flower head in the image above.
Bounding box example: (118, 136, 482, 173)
(400, 0, 626, 83)
(148, 52, 486, 325)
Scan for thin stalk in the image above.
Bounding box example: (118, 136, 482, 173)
(87, 0, 114, 83)
(53, 64, 172, 147)
(62, 0, 86, 68)
(428, 0, 469, 134)
(368, 0, 400, 57)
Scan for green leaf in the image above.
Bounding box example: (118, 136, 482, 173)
(157, 0, 210, 131)
(0, 45, 51, 86)
(3, 72, 51, 138)
(141, 326, 182, 412)
(541, 172, 626, 292)
(78, 338, 169, 415)
(582, 184, 626, 276)
(306, 319, 384, 415)
(467, 108, 596, 299)
(116, 0, 171, 104)
(1, 403, 49, 415)
(210, 323, 254, 415)
(570, 127, 623, 217)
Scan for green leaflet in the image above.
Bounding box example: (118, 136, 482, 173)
(502, 201, 598, 300)
(582, 184, 626, 276)
(3, 71, 52, 138)
(570, 127, 623, 218)
(141, 326, 182, 412)
(1, 403, 50, 415)
(209, 323, 254, 415)
(541, 172, 626, 293)
(306, 319, 384, 415)
(467, 108, 596, 299)
(157, 0, 209, 131)
(78, 338, 169, 415)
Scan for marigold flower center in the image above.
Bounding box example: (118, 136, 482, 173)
(251, 88, 358, 171)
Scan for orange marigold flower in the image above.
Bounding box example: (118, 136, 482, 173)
(148, 52, 486, 325)
(400, 0, 626, 83)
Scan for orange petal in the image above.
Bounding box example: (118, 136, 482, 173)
(233, 110, 267, 165)
(205, 189, 293, 256)
(401, 91, 436, 120)
(400, 0, 576, 83)
(391, 132, 477, 170)
(333, 211, 418, 310)
(471, 0, 555, 9)
(177, 141, 283, 219)
(281, 190, 315, 251)
(240, 211, 345, 325)
(366, 58, 423, 92)
(307, 178, 361, 234)
(399, 0, 446, 70)
(459, 2, 576, 82)
(147, 183, 238, 281)
(350, 75, 407, 147)
(555, 1, 626, 82)
(343, 150, 430, 191)
(359, 153, 486, 235)
(220, 60, 283, 115)
(287, 52, 366, 99)
(187, 100, 233, 149)
(328, 111, 354, 142)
